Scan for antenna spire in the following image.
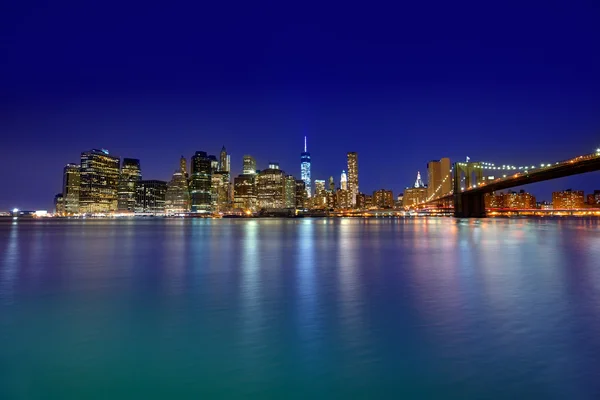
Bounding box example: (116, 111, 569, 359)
(304, 136, 307, 152)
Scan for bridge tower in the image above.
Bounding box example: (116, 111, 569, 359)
(453, 161, 486, 218)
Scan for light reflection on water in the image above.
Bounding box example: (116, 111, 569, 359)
(1, 218, 600, 398)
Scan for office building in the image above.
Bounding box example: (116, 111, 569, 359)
(295, 180, 306, 209)
(427, 158, 451, 199)
(180, 156, 188, 177)
(300, 136, 312, 198)
(362, 194, 372, 209)
(326, 191, 336, 210)
(553, 189, 584, 209)
(62, 163, 80, 215)
(165, 171, 190, 214)
(336, 189, 350, 209)
(314, 179, 326, 208)
(347, 152, 358, 207)
(328, 176, 335, 192)
(403, 173, 428, 206)
(256, 163, 285, 209)
(54, 193, 65, 215)
(118, 158, 141, 212)
(190, 151, 212, 212)
(219, 146, 230, 173)
(340, 170, 347, 190)
(136, 180, 167, 213)
(403, 187, 427, 206)
(211, 171, 230, 212)
(233, 174, 257, 211)
(284, 175, 296, 208)
(587, 190, 600, 206)
(396, 193, 404, 208)
(79, 149, 120, 213)
(243, 155, 257, 175)
(373, 189, 394, 209)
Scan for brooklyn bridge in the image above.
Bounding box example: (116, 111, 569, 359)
(416, 148, 600, 217)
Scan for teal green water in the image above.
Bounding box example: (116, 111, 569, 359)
(1, 218, 600, 398)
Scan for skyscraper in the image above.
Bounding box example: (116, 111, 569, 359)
(243, 155, 256, 175)
(284, 175, 296, 208)
(62, 163, 80, 215)
(180, 156, 188, 177)
(328, 176, 335, 192)
(118, 158, 141, 212)
(340, 170, 348, 190)
(314, 179, 326, 208)
(347, 152, 358, 207)
(190, 151, 213, 212)
(79, 149, 120, 213)
(427, 158, 451, 199)
(135, 180, 168, 213)
(233, 174, 257, 212)
(414, 171, 425, 188)
(295, 180, 306, 209)
(165, 171, 190, 214)
(257, 163, 285, 209)
(300, 136, 311, 198)
(219, 146, 230, 173)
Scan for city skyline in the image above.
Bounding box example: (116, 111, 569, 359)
(2, 2, 600, 209)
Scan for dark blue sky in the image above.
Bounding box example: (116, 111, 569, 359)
(2, 0, 600, 209)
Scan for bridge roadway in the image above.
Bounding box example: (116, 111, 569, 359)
(422, 150, 600, 217)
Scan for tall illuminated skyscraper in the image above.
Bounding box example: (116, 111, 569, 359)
(62, 163, 80, 215)
(347, 152, 358, 207)
(118, 158, 141, 212)
(180, 156, 188, 177)
(300, 136, 311, 198)
(190, 151, 213, 212)
(340, 170, 348, 190)
(79, 149, 120, 213)
(219, 146, 230, 173)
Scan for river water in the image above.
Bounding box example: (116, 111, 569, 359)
(1, 218, 600, 399)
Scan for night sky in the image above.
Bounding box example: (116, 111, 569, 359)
(2, 1, 600, 210)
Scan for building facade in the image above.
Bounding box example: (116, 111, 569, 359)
(313, 179, 327, 208)
(587, 190, 600, 206)
(62, 163, 80, 215)
(284, 175, 296, 208)
(211, 171, 230, 212)
(136, 180, 167, 213)
(256, 164, 285, 209)
(553, 189, 585, 209)
(403, 187, 427, 207)
(190, 151, 213, 212)
(117, 158, 141, 212)
(233, 174, 257, 211)
(295, 180, 306, 209)
(165, 171, 190, 213)
(54, 193, 65, 215)
(373, 189, 394, 209)
(427, 158, 451, 199)
(347, 152, 358, 207)
(79, 149, 120, 213)
(340, 170, 348, 190)
(243, 155, 256, 175)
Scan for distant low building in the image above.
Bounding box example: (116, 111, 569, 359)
(486, 190, 536, 209)
(553, 189, 584, 209)
(587, 190, 600, 206)
(373, 189, 394, 209)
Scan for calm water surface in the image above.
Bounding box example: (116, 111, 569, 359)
(1, 218, 600, 399)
